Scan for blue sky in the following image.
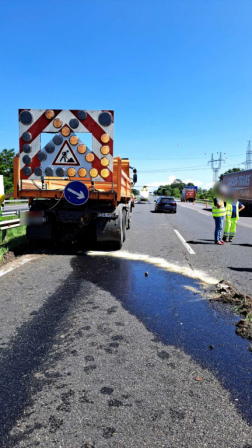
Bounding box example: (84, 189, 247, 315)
(0, 0, 251, 190)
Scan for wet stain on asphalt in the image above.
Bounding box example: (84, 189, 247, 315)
(71, 255, 252, 423)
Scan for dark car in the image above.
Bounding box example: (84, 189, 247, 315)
(154, 196, 177, 213)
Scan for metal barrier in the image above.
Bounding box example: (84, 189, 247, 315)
(1, 208, 29, 218)
(4, 200, 28, 203)
(0, 218, 21, 242)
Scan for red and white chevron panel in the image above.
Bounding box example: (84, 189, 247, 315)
(19, 109, 114, 182)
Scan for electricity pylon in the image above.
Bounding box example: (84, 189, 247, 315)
(242, 140, 252, 170)
(208, 152, 225, 182)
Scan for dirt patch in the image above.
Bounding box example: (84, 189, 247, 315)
(212, 280, 252, 340)
(0, 243, 30, 268)
(1, 251, 15, 265)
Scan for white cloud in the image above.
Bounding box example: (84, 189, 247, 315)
(183, 179, 203, 187)
(204, 182, 214, 189)
(147, 175, 176, 187)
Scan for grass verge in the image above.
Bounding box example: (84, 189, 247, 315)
(0, 215, 27, 263)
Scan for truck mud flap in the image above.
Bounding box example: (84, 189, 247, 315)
(27, 224, 52, 240)
(96, 206, 123, 243)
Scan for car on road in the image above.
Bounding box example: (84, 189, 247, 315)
(154, 196, 177, 213)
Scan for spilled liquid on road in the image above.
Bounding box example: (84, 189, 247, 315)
(74, 254, 252, 423)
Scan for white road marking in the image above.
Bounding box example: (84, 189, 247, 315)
(174, 229, 196, 255)
(0, 254, 41, 277)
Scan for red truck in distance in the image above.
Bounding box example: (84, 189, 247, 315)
(181, 186, 197, 202)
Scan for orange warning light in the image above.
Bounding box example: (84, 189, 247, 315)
(101, 168, 109, 178)
(101, 145, 109, 155)
(70, 136, 78, 145)
(53, 118, 62, 128)
(90, 168, 98, 178)
(61, 127, 70, 136)
(45, 110, 55, 119)
(77, 144, 86, 154)
(86, 153, 95, 162)
(67, 168, 76, 177)
(101, 157, 109, 167)
(78, 168, 87, 177)
(101, 134, 110, 143)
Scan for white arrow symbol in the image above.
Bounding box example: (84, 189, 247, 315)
(67, 188, 85, 200)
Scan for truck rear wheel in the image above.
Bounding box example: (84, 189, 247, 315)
(110, 206, 123, 250)
(126, 209, 131, 229)
(123, 209, 126, 241)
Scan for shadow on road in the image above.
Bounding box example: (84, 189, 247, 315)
(187, 240, 213, 245)
(198, 239, 215, 242)
(228, 267, 252, 272)
(231, 244, 252, 248)
(0, 269, 82, 446)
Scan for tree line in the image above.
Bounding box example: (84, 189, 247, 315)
(153, 168, 242, 199)
(153, 180, 195, 198)
(0, 148, 15, 193)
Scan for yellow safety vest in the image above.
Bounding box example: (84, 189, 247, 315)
(0, 194, 5, 206)
(226, 202, 239, 220)
(212, 199, 226, 217)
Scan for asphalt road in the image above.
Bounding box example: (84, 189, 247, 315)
(131, 199, 252, 295)
(173, 201, 252, 295)
(0, 200, 252, 447)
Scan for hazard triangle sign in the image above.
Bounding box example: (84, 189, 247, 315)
(53, 141, 80, 166)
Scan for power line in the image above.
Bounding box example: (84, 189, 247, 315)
(132, 155, 240, 161)
(138, 165, 208, 173)
(137, 161, 243, 174)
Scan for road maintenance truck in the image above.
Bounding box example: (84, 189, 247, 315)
(222, 169, 252, 214)
(14, 109, 137, 249)
(181, 186, 197, 202)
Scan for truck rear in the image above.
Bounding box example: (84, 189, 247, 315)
(181, 186, 197, 202)
(222, 169, 252, 215)
(15, 109, 136, 249)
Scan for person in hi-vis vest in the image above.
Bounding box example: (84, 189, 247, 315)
(0, 193, 13, 215)
(0, 195, 5, 206)
(223, 191, 245, 242)
(211, 183, 228, 245)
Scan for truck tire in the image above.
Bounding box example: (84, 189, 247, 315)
(111, 206, 123, 250)
(123, 209, 126, 241)
(126, 209, 131, 229)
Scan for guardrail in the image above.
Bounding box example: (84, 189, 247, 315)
(0, 218, 21, 242)
(0, 207, 29, 242)
(4, 200, 28, 203)
(1, 208, 29, 218)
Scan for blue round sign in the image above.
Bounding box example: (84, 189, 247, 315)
(64, 181, 89, 206)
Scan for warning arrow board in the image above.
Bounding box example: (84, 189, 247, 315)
(52, 141, 80, 166)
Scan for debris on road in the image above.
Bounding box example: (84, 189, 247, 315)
(236, 320, 252, 340)
(212, 280, 252, 340)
